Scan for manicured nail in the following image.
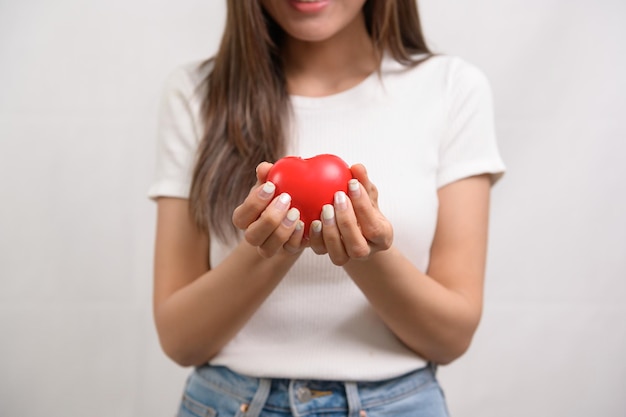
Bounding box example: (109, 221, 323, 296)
(282, 207, 300, 227)
(311, 220, 322, 234)
(259, 181, 275, 200)
(275, 193, 291, 210)
(334, 191, 347, 210)
(322, 204, 335, 225)
(295, 220, 304, 231)
(348, 179, 360, 198)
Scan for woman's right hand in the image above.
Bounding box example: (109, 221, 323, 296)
(232, 162, 306, 257)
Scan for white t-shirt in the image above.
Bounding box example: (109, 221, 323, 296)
(148, 54, 506, 381)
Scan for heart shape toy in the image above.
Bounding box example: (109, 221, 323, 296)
(267, 154, 353, 237)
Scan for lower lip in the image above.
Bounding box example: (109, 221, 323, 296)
(288, 0, 330, 13)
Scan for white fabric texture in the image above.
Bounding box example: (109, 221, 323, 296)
(148, 54, 505, 381)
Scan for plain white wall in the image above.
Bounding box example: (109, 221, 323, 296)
(0, 1, 624, 416)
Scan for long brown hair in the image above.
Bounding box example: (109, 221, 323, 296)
(190, 0, 432, 241)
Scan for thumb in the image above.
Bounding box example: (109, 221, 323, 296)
(350, 163, 370, 187)
(255, 161, 274, 184)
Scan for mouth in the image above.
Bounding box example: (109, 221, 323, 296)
(289, 0, 330, 13)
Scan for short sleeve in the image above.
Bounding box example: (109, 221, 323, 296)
(436, 58, 506, 188)
(147, 64, 205, 200)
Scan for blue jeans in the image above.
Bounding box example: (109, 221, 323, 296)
(177, 364, 449, 417)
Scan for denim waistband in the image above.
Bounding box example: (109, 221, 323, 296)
(191, 363, 438, 415)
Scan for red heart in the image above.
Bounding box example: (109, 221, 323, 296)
(267, 154, 353, 237)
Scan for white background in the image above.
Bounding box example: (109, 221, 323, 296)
(0, 1, 624, 416)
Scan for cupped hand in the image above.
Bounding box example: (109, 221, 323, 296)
(308, 163, 393, 265)
(232, 162, 306, 257)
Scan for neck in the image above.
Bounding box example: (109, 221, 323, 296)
(282, 14, 379, 97)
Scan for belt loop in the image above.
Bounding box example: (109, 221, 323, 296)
(244, 378, 271, 417)
(429, 361, 438, 374)
(345, 382, 363, 417)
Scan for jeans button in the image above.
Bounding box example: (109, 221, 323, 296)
(296, 386, 312, 402)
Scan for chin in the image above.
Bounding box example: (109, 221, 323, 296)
(281, 22, 342, 43)
(261, 0, 368, 45)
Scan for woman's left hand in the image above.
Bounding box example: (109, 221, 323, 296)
(308, 163, 393, 265)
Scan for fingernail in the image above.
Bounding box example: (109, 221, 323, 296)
(275, 193, 291, 210)
(259, 182, 275, 200)
(311, 220, 322, 234)
(295, 220, 304, 231)
(334, 191, 347, 210)
(322, 204, 335, 225)
(282, 207, 300, 227)
(348, 179, 360, 198)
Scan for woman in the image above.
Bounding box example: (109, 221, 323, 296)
(149, 1, 505, 416)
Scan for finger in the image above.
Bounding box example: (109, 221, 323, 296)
(256, 161, 273, 184)
(258, 207, 301, 258)
(333, 191, 370, 259)
(347, 179, 377, 226)
(348, 179, 392, 248)
(321, 204, 349, 266)
(283, 220, 306, 254)
(350, 163, 379, 203)
(350, 164, 370, 190)
(308, 220, 326, 254)
(232, 181, 276, 230)
(244, 193, 291, 246)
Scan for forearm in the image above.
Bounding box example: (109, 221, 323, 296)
(344, 246, 482, 364)
(155, 241, 300, 367)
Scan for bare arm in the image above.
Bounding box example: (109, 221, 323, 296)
(153, 164, 305, 366)
(312, 169, 492, 364)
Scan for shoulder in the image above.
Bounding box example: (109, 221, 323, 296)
(431, 55, 492, 96)
(382, 54, 491, 92)
(156, 60, 214, 144)
(161, 59, 213, 103)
